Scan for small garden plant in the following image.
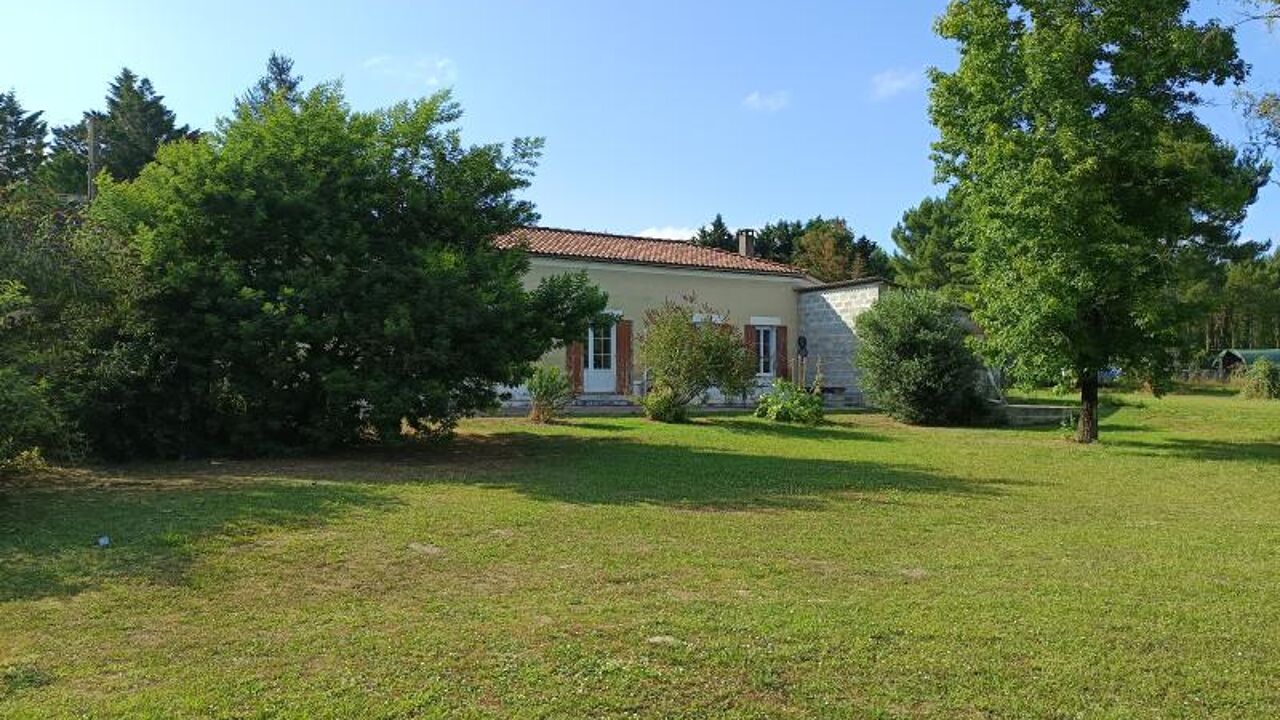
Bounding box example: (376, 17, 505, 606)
(755, 379, 824, 425)
(636, 296, 755, 423)
(639, 385, 687, 423)
(526, 366, 575, 423)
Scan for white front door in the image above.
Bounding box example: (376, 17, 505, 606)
(583, 322, 616, 393)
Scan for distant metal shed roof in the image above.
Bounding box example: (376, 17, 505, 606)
(1215, 349, 1280, 367)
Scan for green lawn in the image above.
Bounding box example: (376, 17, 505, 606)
(3, 391, 1280, 718)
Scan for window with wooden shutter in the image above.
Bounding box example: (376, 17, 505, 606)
(755, 326, 774, 376)
(615, 319, 632, 394)
(565, 342, 584, 393)
(776, 326, 789, 381)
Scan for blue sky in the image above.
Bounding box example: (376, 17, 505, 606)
(4, 1, 1279, 249)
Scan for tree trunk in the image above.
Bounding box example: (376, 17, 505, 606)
(1076, 371, 1099, 444)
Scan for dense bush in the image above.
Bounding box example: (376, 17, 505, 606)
(855, 289, 984, 425)
(1, 182, 153, 461)
(636, 297, 755, 422)
(640, 385, 687, 423)
(1242, 357, 1280, 400)
(0, 369, 75, 474)
(76, 85, 606, 457)
(0, 279, 71, 471)
(2, 82, 608, 460)
(754, 379, 824, 425)
(527, 366, 575, 423)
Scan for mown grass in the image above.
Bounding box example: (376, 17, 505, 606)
(2, 391, 1279, 718)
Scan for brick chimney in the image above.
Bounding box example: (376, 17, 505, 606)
(736, 229, 757, 258)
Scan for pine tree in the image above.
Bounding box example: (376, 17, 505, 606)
(0, 90, 47, 185)
(890, 194, 969, 299)
(693, 213, 734, 251)
(100, 68, 192, 181)
(850, 235, 893, 280)
(755, 219, 804, 262)
(238, 52, 304, 115)
(38, 69, 193, 194)
(39, 117, 95, 194)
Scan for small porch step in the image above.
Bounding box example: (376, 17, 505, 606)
(572, 393, 636, 407)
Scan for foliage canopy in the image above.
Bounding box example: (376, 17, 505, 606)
(636, 297, 755, 422)
(930, 0, 1268, 441)
(77, 84, 605, 456)
(856, 289, 984, 426)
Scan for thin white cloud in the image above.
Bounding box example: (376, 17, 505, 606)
(637, 226, 697, 241)
(870, 68, 924, 101)
(363, 54, 457, 87)
(743, 90, 790, 113)
(417, 57, 457, 87)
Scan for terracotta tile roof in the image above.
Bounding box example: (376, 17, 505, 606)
(493, 226, 804, 277)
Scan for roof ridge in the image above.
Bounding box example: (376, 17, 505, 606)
(522, 225, 694, 246)
(517, 225, 800, 272)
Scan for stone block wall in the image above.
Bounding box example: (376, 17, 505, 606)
(797, 282, 886, 401)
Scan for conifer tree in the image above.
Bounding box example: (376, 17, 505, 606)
(0, 90, 47, 185)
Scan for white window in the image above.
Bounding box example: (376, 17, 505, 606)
(756, 326, 774, 376)
(586, 323, 613, 371)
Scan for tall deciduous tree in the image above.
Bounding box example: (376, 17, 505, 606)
(1222, 250, 1280, 348)
(693, 213, 734, 251)
(931, 0, 1267, 442)
(891, 193, 970, 300)
(793, 219, 853, 282)
(790, 217, 890, 282)
(0, 90, 46, 185)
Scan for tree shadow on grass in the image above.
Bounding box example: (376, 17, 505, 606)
(1097, 423, 1152, 433)
(0, 478, 395, 602)
(1172, 383, 1239, 398)
(0, 426, 1015, 602)
(559, 420, 633, 432)
(444, 431, 1018, 509)
(692, 417, 892, 442)
(1106, 437, 1280, 464)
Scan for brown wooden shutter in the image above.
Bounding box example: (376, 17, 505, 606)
(615, 319, 633, 394)
(744, 324, 757, 370)
(566, 342, 584, 393)
(776, 326, 789, 381)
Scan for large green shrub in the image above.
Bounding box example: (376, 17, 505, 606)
(636, 297, 755, 422)
(0, 369, 74, 474)
(1242, 357, 1280, 400)
(855, 289, 984, 425)
(754, 379, 824, 425)
(527, 366, 575, 423)
(0, 280, 75, 471)
(83, 85, 606, 456)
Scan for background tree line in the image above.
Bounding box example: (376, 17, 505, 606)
(690, 212, 894, 283)
(891, 165, 1279, 366)
(1, 54, 605, 466)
